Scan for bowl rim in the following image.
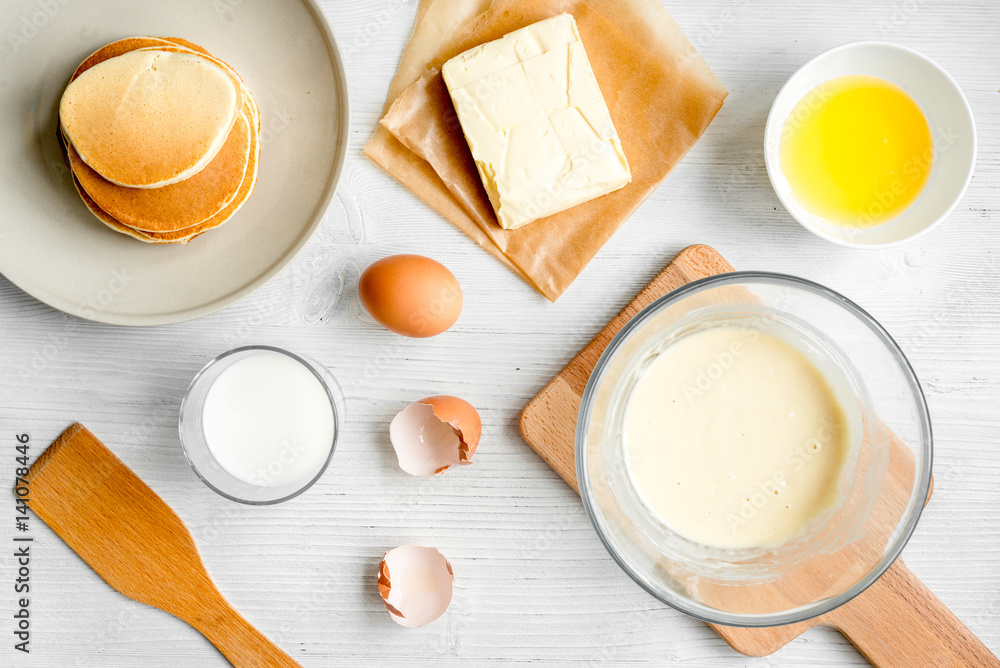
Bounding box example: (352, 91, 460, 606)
(763, 40, 977, 250)
(178, 344, 343, 505)
(576, 271, 934, 627)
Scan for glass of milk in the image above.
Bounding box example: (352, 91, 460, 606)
(179, 345, 345, 504)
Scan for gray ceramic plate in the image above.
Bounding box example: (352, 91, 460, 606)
(0, 0, 349, 325)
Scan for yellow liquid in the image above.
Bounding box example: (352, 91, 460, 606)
(779, 75, 933, 228)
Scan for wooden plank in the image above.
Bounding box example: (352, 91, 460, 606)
(520, 244, 734, 493)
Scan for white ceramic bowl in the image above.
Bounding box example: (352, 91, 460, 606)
(764, 41, 976, 248)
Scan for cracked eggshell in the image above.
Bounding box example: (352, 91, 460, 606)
(389, 396, 482, 476)
(378, 545, 454, 627)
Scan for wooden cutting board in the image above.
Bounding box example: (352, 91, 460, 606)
(520, 244, 999, 666)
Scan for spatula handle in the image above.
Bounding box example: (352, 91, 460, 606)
(186, 595, 301, 668)
(828, 559, 999, 667)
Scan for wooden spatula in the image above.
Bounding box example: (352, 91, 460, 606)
(23, 423, 301, 668)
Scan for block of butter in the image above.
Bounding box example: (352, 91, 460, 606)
(442, 14, 631, 230)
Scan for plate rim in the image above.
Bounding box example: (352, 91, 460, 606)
(0, 0, 351, 327)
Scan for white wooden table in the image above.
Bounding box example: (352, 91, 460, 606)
(1, 0, 998, 665)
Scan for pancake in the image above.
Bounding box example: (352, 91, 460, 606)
(158, 37, 251, 96)
(71, 37, 258, 135)
(60, 48, 239, 188)
(63, 37, 259, 244)
(161, 36, 210, 54)
(133, 44, 259, 129)
(71, 37, 246, 113)
(69, 115, 259, 244)
(71, 36, 182, 81)
(66, 105, 260, 244)
(67, 109, 251, 232)
(72, 174, 204, 245)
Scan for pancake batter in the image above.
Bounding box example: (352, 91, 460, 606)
(624, 326, 850, 549)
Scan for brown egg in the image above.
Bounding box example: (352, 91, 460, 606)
(358, 255, 463, 338)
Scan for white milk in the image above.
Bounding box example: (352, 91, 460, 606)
(202, 350, 335, 488)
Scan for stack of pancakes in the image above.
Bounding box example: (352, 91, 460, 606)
(59, 37, 260, 244)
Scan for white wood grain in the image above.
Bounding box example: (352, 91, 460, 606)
(1, 0, 998, 665)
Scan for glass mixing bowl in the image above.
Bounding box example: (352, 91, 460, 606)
(577, 272, 932, 627)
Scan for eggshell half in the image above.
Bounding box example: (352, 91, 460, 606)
(378, 545, 454, 627)
(389, 396, 482, 476)
(358, 255, 462, 338)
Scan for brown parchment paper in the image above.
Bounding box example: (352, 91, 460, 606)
(367, 0, 726, 300)
(364, 0, 535, 283)
(380, 0, 493, 114)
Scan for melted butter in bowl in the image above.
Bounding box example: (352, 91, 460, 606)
(778, 74, 933, 228)
(763, 41, 977, 247)
(623, 326, 852, 551)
